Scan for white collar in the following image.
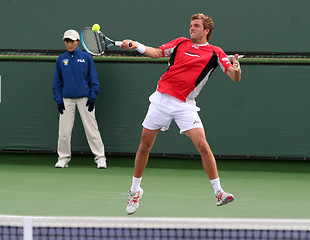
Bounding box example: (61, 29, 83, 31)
(195, 42, 209, 46)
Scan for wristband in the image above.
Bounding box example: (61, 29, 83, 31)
(234, 63, 240, 71)
(136, 42, 146, 54)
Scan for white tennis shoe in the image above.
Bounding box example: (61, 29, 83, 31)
(96, 158, 107, 169)
(215, 189, 234, 206)
(126, 187, 143, 215)
(55, 159, 69, 168)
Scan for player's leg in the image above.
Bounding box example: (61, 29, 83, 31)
(185, 128, 234, 206)
(133, 99, 172, 179)
(173, 109, 218, 178)
(126, 127, 160, 215)
(175, 108, 234, 206)
(185, 128, 218, 179)
(133, 127, 160, 178)
(56, 98, 76, 168)
(126, 93, 172, 214)
(77, 97, 106, 168)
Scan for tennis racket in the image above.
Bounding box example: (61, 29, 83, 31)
(81, 27, 129, 56)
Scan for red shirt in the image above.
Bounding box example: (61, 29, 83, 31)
(158, 37, 232, 102)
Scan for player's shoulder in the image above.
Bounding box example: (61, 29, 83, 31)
(207, 43, 222, 50)
(207, 43, 226, 53)
(161, 37, 190, 48)
(177, 37, 190, 41)
(175, 37, 191, 44)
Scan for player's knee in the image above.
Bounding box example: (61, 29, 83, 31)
(138, 142, 153, 154)
(196, 141, 211, 155)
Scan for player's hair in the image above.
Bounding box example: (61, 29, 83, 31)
(191, 13, 214, 41)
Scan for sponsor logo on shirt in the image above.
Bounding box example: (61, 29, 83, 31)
(77, 59, 85, 63)
(63, 59, 69, 65)
(221, 57, 231, 65)
(192, 44, 199, 49)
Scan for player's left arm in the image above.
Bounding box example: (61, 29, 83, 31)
(227, 54, 241, 82)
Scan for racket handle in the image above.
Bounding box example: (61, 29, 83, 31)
(115, 41, 133, 47)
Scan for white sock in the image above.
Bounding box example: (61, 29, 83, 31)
(210, 177, 222, 194)
(130, 176, 142, 193)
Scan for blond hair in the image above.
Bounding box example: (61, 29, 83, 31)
(191, 13, 214, 41)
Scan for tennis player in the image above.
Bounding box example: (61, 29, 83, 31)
(53, 29, 107, 169)
(120, 13, 241, 215)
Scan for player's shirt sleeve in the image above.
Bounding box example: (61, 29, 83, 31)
(213, 46, 233, 74)
(159, 37, 188, 57)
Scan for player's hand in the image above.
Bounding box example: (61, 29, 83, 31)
(121, 40, 136, 50)
(232, 54, 240, 71)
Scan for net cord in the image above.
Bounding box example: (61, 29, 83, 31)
(1, 215, 310, 230)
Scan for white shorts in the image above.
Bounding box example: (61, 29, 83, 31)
(142, 91, 204, 134)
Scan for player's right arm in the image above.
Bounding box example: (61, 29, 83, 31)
(143, 46, 162, 59)
(121, 40, 162, 59)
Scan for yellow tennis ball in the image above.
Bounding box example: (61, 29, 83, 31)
(92, 24, 100, 32)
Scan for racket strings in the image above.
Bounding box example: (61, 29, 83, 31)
(82, 28, 106, 55)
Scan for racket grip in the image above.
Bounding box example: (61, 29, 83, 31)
(115, 41, 133, 47)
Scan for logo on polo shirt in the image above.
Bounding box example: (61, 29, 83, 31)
(192, 44, 199, 49)
(63, 59, 69, 65)
(77, 59, 85, 63)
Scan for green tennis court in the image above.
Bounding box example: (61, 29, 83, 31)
(0, 153, 309, 219)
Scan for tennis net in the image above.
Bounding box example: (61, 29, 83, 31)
(1, 215, 310, 240)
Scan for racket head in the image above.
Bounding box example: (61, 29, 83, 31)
(81, 27, 107, 56)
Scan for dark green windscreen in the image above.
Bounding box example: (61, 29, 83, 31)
(1, 61, 309, 158)
(0, 0, 310, 158)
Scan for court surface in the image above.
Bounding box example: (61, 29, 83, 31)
(0, 153, 309, 219)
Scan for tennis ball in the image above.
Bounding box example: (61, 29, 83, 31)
(92, 24, 100, 32)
